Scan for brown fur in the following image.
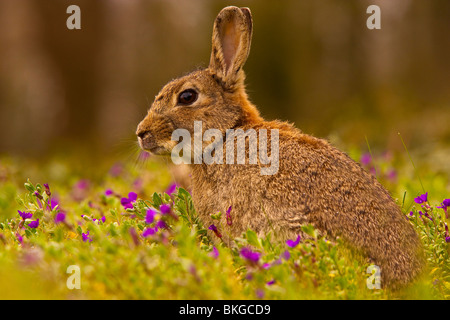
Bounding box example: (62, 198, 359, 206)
(136, 6, 424, 289)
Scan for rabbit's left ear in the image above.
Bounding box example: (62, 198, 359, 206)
(209, 6, 253, 88)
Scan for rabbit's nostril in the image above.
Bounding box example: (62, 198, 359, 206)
(137, 130, 150, 139)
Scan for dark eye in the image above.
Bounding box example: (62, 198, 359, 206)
(177, 89, 198, 105)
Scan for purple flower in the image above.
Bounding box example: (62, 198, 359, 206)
(240, 247, 261, 263)
(47, 198, 59, 211)
(139, 151, 150, 161)
(145, 208, 156, 224)
(208, 224, 222, 238)
(54, 212, 66, 224)
(129, 227, 140, 246)
(281, 250, 291, 260)
(165, 183, 179, 196)
(20, 248, 43, 266)
(155, 220, 167, 229)
(423, 211, 433, 221)
(43, 183, 51, 196)
(226, 206, 232, 226)
(286, 235, 301, 248)
(75, 179, 90, 190)
(34, 191, 43, 200)
(159, 204, 171, 215)
(442, 199, 450, 207)
(142, 227, 158, 237)
(133, 178, 143, 191)
(360, 153, 372, 166)
(437, 199, 450, 219)
(445, 224, 449, 243)
(16, 233, 23, 244)
(121, 192, 137, 209)
(255, 289, 265, 299)
(387, 169, 397, 182)
(82, 231, 92, 242)
(104, 189, 113, 196)
(72, 180, 90, 201)
(414, 192, 428, 204)
(266, 279, 275, 286)
(109, 163, 124, 177)
(210, 246, 219, 259)
(18, 210, 33, 220)
(28, 219, 39, 229)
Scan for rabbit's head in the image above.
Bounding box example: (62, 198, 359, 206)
(137, 6, 262, 155)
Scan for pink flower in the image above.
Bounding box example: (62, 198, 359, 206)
(210, 247, 219, 259)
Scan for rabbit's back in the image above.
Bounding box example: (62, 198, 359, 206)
(191, 121, 424, 288)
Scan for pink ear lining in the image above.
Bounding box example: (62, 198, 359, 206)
(220, 21, 240, 74)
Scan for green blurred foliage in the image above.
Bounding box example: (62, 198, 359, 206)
(0, 149, 449, 300)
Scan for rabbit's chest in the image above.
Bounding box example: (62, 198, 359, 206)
(190, 164, 267, 234)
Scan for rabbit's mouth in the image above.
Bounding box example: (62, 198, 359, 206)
(137, 131, 167, 155)
(147, 146, 167, 155)
(140, 143, 168, 156)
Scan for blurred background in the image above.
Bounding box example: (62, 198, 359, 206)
(0, 0, 449, 158)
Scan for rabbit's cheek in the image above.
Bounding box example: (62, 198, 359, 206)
(136, 115, 175, 154)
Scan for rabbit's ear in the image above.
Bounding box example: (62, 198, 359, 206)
(209, 6, 253, 88)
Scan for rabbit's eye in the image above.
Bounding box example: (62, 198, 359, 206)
(177, 89, 198, 105)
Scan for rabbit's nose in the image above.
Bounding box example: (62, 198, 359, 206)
(137, 130, 150, 140)
(137, 130, 160, 152)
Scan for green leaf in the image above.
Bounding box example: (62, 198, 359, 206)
(301, 224, 316, 238)
(152, 192, 162, 207)
(33, 209, 44, 219)
(177, 188, 190, 199)
(24, 182, 35, 193)
(246, 229, 261, 248)
(15, 196, 25, 207)
(24, 229, 32, 238)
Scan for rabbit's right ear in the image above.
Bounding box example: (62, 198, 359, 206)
(209, 6, 253, 89)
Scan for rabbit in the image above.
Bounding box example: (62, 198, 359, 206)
(136, 6, 424, 289)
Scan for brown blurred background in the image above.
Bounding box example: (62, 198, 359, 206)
(0, 0, 449, 157)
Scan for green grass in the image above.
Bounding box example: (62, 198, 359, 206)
(0, 147, 449, 300)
